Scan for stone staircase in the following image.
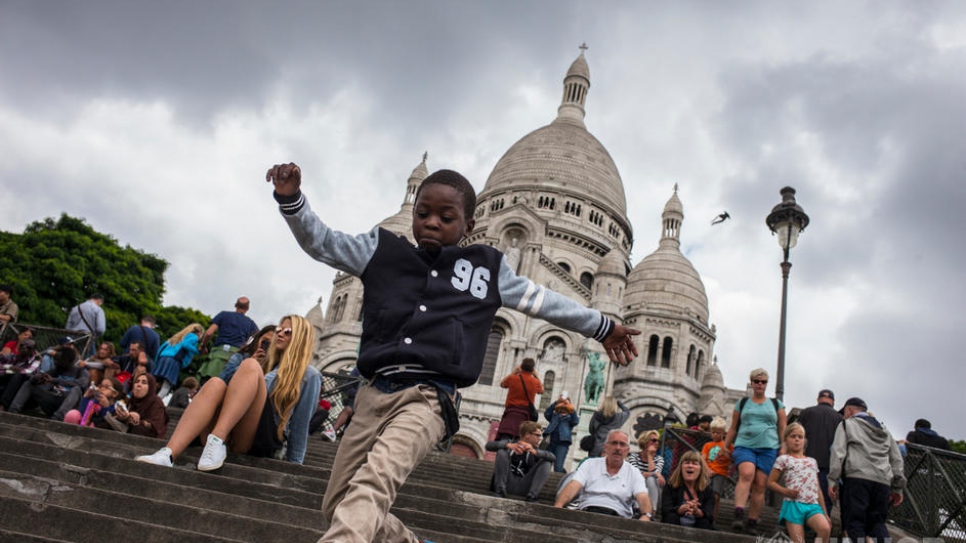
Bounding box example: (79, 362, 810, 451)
(0, 409, 782, 543)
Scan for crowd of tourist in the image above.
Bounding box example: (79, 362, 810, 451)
(0, 290, 328, 469)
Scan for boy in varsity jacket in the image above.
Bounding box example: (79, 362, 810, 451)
(266, 163, 640, 543)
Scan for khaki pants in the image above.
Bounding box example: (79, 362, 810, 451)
(319, 382, 445, 543)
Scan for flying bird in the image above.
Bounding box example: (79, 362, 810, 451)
(711, 212, 730, 225)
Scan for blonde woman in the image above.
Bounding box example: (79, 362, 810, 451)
(724, 368, 787, 534)
(628, 430, 665, 516)
(588, 396, 630, 457)
(137, 315, 321, 469)
(152, 323, 204, 398)
(661, 450, 715, 529)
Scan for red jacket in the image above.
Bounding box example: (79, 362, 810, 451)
(501, 371, 543, 407)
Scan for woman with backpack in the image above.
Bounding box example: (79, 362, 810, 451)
(723, 368, 786, 534)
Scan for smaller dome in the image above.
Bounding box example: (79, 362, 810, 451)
(702, 360, 724, 388)
(664, 184, 683, 216)
(567, 52, 589, 81)
(305, 297, 326, 331)
(597, 249, 628, 277)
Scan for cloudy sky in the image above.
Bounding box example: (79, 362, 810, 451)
(2, 1, 964, 439)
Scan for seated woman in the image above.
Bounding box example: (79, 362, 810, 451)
(64, 378, 125, 427)
(628, 429, 665, 518)
(136, 315, 321, 469)
(1, 327, 35, 356)
(661, 450, 715, 530)
(153, 323, 204, 399)
(112, 372, 169, 438)
(78, 342, 117, 385)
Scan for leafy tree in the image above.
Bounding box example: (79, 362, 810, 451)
(950, 440, 966, 455)
(0, 214, 209, 342)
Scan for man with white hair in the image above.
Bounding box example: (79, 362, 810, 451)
(554, 429, 652, 520)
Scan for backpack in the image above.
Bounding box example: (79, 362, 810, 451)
(735, 396, 780, 434)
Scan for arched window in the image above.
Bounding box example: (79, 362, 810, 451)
(557, 262, 571, 274)
(540, 371, 556, 411)
(696, 350, 705, 381)
(661, 337, 673, 368)
(580, 272, 594, 290)
(478, 327, 504, 386)
(647, 335, 659, 366)
(686, 345, 695, 376)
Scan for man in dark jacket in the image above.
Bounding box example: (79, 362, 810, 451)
(797, 388, 842, 509)
(905, 419, 951, 450)
(486, 421, 555, 502)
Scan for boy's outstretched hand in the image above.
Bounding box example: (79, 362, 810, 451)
(266, 163, 302, 196)
(602, 325, 641, 366)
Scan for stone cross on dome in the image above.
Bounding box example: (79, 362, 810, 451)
(579, 42, 588, 52)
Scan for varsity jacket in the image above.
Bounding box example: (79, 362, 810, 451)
(277, 190, 614, 387)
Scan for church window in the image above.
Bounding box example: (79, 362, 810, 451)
(541, 337, 566, 362)
(557, 262, 571, 273)
(478, 327, 505, 386)
(686, 345, 695, 376)
(540, 371, 556, 411)
(580, 272, 594, 290)
(330, 294, 347, 323)
(647, 335, 659, 366)
(696, 350, 705, 381)
(661, 337, 673, 368)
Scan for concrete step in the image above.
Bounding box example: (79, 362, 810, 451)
(1, 410, 771, 543)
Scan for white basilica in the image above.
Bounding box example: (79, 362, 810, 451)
(304, 50, 746, 467)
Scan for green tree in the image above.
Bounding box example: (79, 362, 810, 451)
(0, 214, 209, 342)
(950, 440, 966, 455)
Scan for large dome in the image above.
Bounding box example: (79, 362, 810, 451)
(483, 122, 627, 217)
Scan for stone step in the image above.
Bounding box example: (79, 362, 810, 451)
(1, 410, 771, 543)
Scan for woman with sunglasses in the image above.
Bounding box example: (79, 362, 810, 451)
(136, 315, 321, 469)
(628, 429, 665, 518)
(723, 368, 787, 534)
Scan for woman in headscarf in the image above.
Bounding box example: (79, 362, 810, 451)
(136, 315, 320, 469)
(115, 372, 169, 438)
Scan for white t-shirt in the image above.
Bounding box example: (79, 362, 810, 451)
(573, 457, 648, 518)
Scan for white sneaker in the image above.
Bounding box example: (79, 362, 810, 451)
(136, 447, 173, 467)
(322, 429, 337, 442)
(197, 434, 227, 471)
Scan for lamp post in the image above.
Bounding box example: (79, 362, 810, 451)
(765, 187, 810, 402)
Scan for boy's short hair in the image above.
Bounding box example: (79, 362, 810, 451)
(518, 420, 541, 437)
(0, 284, 12, 295)
(710, 416, 728, 431)
(141, 315, 156, 326)
(415, 169, 476, 219)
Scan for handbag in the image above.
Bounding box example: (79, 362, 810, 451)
(518, 374, 539, 422)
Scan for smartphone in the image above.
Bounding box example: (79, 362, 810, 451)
(259, 339, 271, 351)
(116, 400, 127, 413)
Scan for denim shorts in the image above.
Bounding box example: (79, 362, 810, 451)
(779, 501, 826, 525)
(732, 446, 778, 475)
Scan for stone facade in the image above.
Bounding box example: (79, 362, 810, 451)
(305, 50, 745, 470)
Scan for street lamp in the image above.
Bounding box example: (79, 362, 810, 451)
(765, 187, 810, 402)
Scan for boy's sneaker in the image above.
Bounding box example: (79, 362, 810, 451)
(197, 434, 227, 471)
(136, 447, 174, 467)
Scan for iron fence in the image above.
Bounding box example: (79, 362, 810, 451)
(661, 425, 737, 499)
(0, 321, 93, 357)
(890, 443, 966, 543)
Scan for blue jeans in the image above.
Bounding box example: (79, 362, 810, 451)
(549, 442, 570, 473)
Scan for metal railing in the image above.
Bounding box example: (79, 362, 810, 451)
(660, 425, 737, 499)
(0, 321, 94, 356)
(890, 443, 966, 543)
